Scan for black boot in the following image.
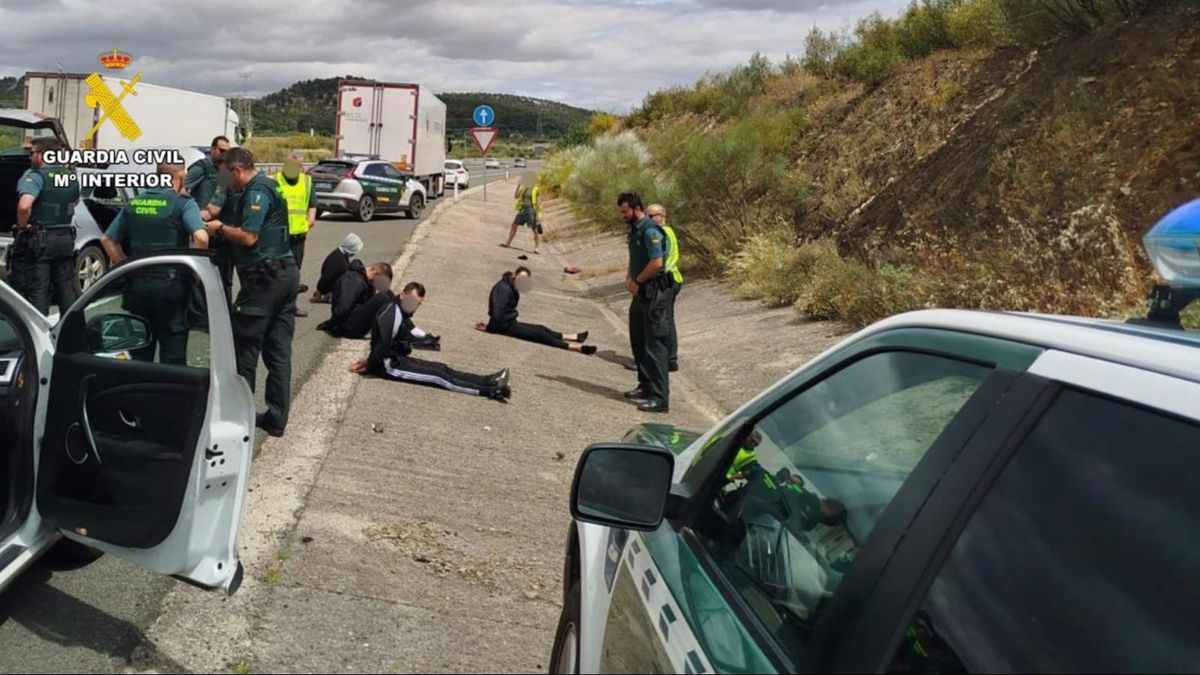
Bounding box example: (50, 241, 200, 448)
(624, 387, 650, 400)
(638, 399, 669, 414)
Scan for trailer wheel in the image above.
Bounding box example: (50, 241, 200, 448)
(356, 196, 376, 223)
(407, 195, 425, 220)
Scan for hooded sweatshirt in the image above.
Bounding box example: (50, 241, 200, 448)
(486, 272, 520, 333)
(322, 259, 373, 335)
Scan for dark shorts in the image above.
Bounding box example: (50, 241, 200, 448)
(513, 207, 538, 228)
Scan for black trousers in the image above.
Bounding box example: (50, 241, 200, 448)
(378, 355, 496, 397)
(629, 283, 670, 404)
(332, 292, 393, 339)
(10, 227, 77, 315)
(232, 262, 299, 433)
(665, 280, 680, 365)
(290, 234, 307, 271)
(495, 321, 569, 349)
(125, 280, 189, 366)
(211, 239, 235, 308)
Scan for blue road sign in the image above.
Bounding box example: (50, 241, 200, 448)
(473, 105, 495, 127)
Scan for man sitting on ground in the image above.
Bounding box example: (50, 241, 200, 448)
(317, 260, 394, 338)
(350, 282, 510, 401)
(311, 233, 363, 304)
(475, 267, 596, 355)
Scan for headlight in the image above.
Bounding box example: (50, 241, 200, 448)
(1144, 198, 1200, 287)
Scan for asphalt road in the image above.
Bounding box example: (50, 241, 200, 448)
(0, 162, 523, 673)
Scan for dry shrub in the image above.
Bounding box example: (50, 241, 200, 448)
(723, 230, 818, 306)
(794, 240, 923, 325)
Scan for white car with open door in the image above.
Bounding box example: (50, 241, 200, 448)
(0, 251, 255, 595)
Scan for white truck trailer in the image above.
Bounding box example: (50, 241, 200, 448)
(23, 71, 242, 151)
(334, 80, 447, 197)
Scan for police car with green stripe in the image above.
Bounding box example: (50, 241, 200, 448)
(552, 200, 1200, 674)
(310, 158, 427, 223)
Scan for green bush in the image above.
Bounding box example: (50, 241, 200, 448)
(539, 146, 586, 194)
(803, 27, 840, 78)
(793, 240, 923, 326)
(722, 230, 815, 306)
(561, 131, 661, 228)
(834, 14, 905, 86)
(647, 108, 807, 266)
(948, 0, 1012, 47)
(897, 0, 957, 59)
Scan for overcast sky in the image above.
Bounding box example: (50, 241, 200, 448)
(0, 0, 907, 112)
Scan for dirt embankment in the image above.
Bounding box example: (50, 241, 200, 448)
(785, 5, 1199, 315)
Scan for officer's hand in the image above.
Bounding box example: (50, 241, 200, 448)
(626, 278, 639, 295)
(200, 211, 214, 223)
(204, 220, 223, 234)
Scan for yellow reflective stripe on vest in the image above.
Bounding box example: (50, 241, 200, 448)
(276, 172, 312, 235)
(663, 224, 683, 284)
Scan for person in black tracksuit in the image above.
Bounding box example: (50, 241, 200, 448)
(478, 267, 596, 355)
(349, 282, 511, 401)
(318, 259, 394, 338)
(311, 233, 364, 304)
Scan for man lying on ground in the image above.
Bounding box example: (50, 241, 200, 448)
(311, 233, 363, 304)
(474, 267, 596, 355)
(350, 282, 510, 401)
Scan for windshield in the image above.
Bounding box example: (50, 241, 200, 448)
(445, 162, 462, 170)
(0, 122, 57, 157)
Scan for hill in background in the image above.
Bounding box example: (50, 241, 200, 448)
(0, 77, 23, 108)
(252, 77, 593, 141)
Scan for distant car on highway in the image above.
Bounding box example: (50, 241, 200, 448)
(485, 159, 501, 170)
(311, 158, 427, 222)
(513, 157, 527, 168)
(444, 159, 469, 189)
(552, 307, 1200, 673)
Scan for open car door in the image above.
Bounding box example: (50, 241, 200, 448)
(33, 252, 254, 593)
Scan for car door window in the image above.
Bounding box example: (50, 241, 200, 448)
(362, 163, 385, 177)
(694, 351, 991, 664)
(888, 389, 1200, 674)
(80, 264, 210, 369)
(381, 164, 404, 180)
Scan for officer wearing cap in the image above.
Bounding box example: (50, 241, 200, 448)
(205, 147, 297, 437)
(618, 191, 671, 413)
(100, 162, 210, 365)
(12, 137, 80, 314)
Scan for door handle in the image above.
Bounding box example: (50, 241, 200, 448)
(78, 374, 102, 465)
(118, 410, 141, 429)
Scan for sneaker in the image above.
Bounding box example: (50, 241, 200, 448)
(488, 385, 512, 402)
(490, 368, 511, 388)
(581, 345, 597, 355)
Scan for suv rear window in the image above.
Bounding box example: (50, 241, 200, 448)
(445, 162, 462, 170)
(890, 389, 1200, 673)
(312, 161, 355, 176)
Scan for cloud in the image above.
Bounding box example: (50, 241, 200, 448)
(0, 0, 906, 113)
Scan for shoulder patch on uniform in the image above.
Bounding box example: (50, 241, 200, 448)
(250, 193, 263, 211)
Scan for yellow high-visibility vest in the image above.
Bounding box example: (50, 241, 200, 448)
(663, 223, 683, 284)
(514, 185, 540, 213)
(276, 172, 312, 236)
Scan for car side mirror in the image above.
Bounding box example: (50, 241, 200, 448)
(86, 312, 153, 355)
(570, 444, 674, 531)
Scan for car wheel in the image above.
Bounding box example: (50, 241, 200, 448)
(76, 243, 108, 294)
(549, 581, 581, 674)
(315, 209, 326, 220)
(407, 195, 425, 220)
(356, 195, 375, 223)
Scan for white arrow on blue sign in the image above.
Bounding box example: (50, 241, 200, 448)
(473, 105, 495, 127)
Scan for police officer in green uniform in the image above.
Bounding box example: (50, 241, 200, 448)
(618, 192, 671, 413)
(100, 162, 210, 365)
(185, 136, 233, 301)
(647, 204, 682, 372)
(12, 137, 80, 315)
(206, 147, 297, 437)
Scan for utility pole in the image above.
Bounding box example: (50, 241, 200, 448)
(238, 71, 254, 139)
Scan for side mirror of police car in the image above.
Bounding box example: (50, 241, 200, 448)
(86, 312, 153, 356)
(570, 443, 674, 532)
